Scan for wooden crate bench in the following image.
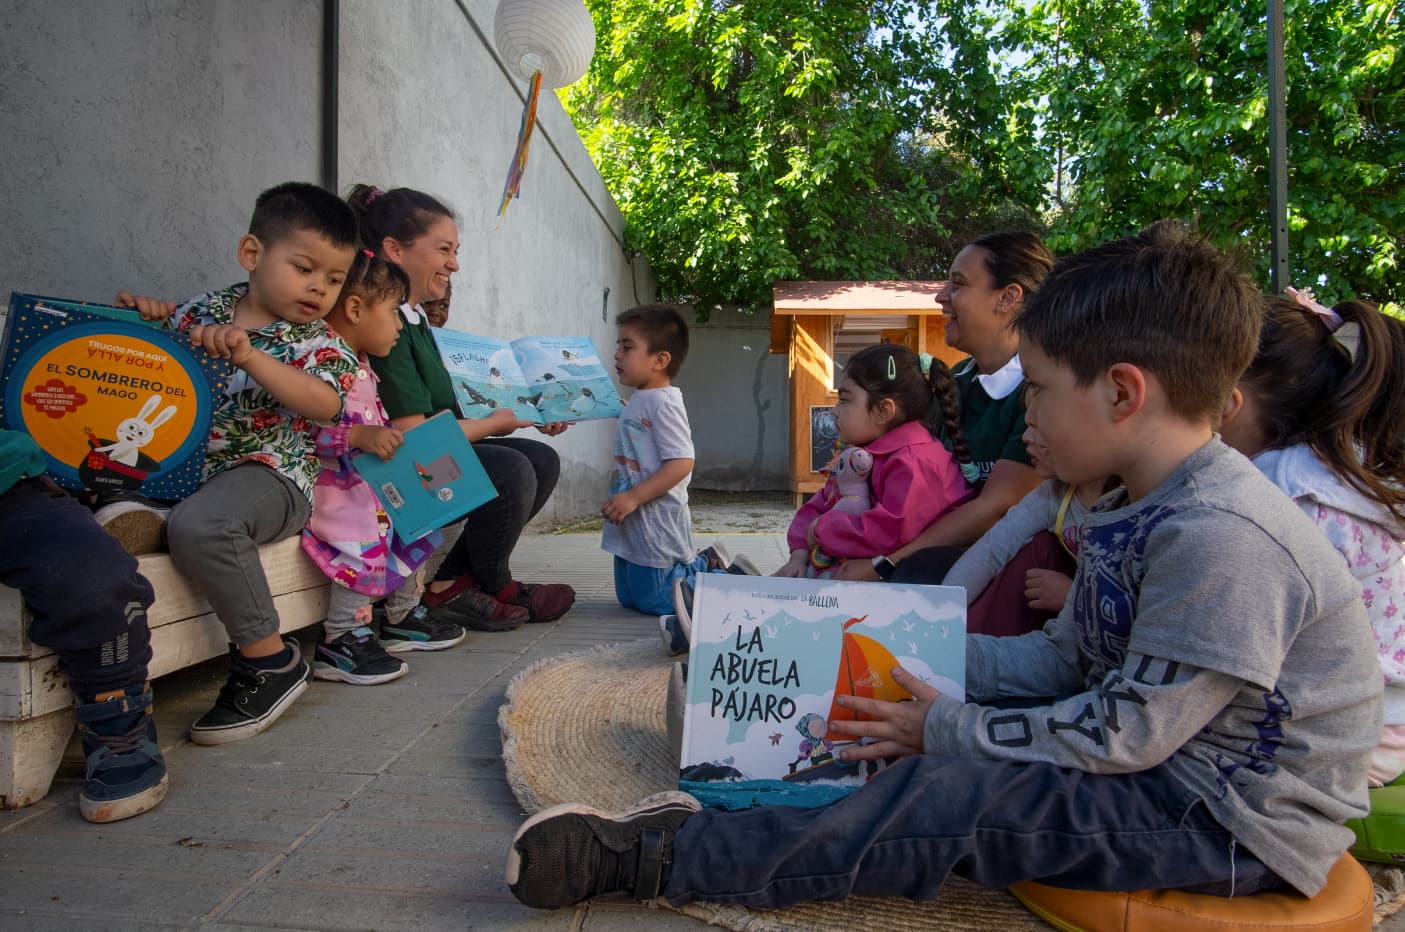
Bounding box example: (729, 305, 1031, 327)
(0, 537, 330, 809)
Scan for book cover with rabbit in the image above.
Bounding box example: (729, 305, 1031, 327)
(679, 574, 965, 810)
(0, 294, 231, 501)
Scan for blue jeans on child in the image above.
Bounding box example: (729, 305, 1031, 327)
(613, 554, 716, 616)
(663, 754, 1282, 907)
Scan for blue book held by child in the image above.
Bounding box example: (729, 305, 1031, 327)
(352, 410, 497, 545)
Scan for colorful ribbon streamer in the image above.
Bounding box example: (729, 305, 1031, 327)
(497, 70, 543, 217)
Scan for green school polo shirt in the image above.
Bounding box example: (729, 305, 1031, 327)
(950, 357, 1032, 486)
(369, 305, 460, 420)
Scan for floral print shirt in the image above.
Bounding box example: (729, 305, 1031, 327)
(171, 284, 358, 503)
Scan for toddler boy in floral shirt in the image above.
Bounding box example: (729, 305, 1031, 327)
(117, 182, 360, 745)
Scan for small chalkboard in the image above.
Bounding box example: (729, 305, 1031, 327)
(809, 404, 841, 473)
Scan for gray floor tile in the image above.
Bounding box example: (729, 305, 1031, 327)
(0, 528, 790, 931)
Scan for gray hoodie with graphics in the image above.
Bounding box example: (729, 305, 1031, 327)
(925, 440, 1381, 896)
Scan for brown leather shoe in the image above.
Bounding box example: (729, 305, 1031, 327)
(503, 581, 576, 623)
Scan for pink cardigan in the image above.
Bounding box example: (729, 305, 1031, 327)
(787, 420, 972, 559)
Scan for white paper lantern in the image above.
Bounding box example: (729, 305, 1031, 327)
(494, 0, 596, 89)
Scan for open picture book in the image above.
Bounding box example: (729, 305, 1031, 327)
(678, 574, 966, 810)
(429, 327, 623, 424)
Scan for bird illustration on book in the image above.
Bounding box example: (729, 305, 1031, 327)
(568, 387, 597, 416)
(561, 349, 581, 361)
(487, 367, 508, 390)
(415, 462, 434, 489)
(768, 733, 784, 746)
(517, 391, 548, 413)
(458, 380, 497, 409)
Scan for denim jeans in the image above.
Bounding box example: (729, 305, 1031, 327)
(663, 755, 1282, 907)
(437, 437, 560, 593)
(0, 478, 153, 694)
(613, 554, 714, 616)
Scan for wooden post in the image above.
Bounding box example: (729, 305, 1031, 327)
(788, 316, 835, 508)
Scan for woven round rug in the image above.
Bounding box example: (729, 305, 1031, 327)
(498, 636, 1047, 931)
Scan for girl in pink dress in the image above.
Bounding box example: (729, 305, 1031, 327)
(301, 252, 464, 685)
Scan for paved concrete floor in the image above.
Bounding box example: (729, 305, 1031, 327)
(6, 517, 1402, 930)
(0, 530, 790, 931)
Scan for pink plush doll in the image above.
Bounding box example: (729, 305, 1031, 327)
(808, 445, 874, 575)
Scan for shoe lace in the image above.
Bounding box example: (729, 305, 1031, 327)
(214, 665, 265, 709)
(86, 726, 146, 757)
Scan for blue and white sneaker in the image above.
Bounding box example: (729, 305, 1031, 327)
(315, 627, 408, 685)
(380, 605, 468, 652)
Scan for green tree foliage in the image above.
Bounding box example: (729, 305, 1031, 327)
(567, 0, 1402, 310)
(563, 0, 1043, 312)
(1032, 0, 1403, 306)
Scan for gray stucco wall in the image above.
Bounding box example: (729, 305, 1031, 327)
(0, 0, 653, 521)
(674, 307, 789, 490)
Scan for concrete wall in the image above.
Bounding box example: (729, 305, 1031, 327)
(0, 0, 654, 521)
(674, 306, 790, 490)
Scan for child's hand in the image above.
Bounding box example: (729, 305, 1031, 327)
(114, 291, 177, 322)
(805, 517, 820, 550)
(830, 665, 939, 760)
(773, 552, 809, 578)
(486, 407, 533, 436)
(187, 323, 255, 366)
(1025, 568, 1073, 612)
(535, 421, 573, 436)
(351, 425, 404, 461)
(601, 491, 641, 524)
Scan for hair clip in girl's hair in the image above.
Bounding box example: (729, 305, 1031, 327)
(366, 187, 386, 204)
(1286, 286, 1343, 329)
(918, 352, 934, 377)
(363, 249, 375, 258)
(1286, 286, 1358, 361)
(887, 355, 897, 380)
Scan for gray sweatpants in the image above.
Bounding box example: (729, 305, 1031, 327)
(380, 520, 465, 625)
(325, 520, 466, 638)
(167, 464, 311, 646)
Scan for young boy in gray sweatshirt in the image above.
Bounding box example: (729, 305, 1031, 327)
(505, 221, 1382, 909)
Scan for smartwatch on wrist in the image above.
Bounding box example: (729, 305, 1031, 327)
(871, 555, 897, 580)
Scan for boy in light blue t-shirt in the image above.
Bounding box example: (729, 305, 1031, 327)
(601, 306, 747, 617)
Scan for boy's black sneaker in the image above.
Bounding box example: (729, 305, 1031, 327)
(506, 792, 701, 909)
(380, 605, 468, 651)
(725, 553, 761, 575)
(74, 683, 169, 823)
(314, 627, 409, 684)
(698, 542, 761, 576)
(189, 639, 311, 746)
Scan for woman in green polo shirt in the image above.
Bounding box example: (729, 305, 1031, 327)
(348, 184, 577, 629)
(838, 232, 1054, 583)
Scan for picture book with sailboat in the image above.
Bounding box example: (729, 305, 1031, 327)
(429, 328, 623, 424)
(678, 574, 966, 810)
